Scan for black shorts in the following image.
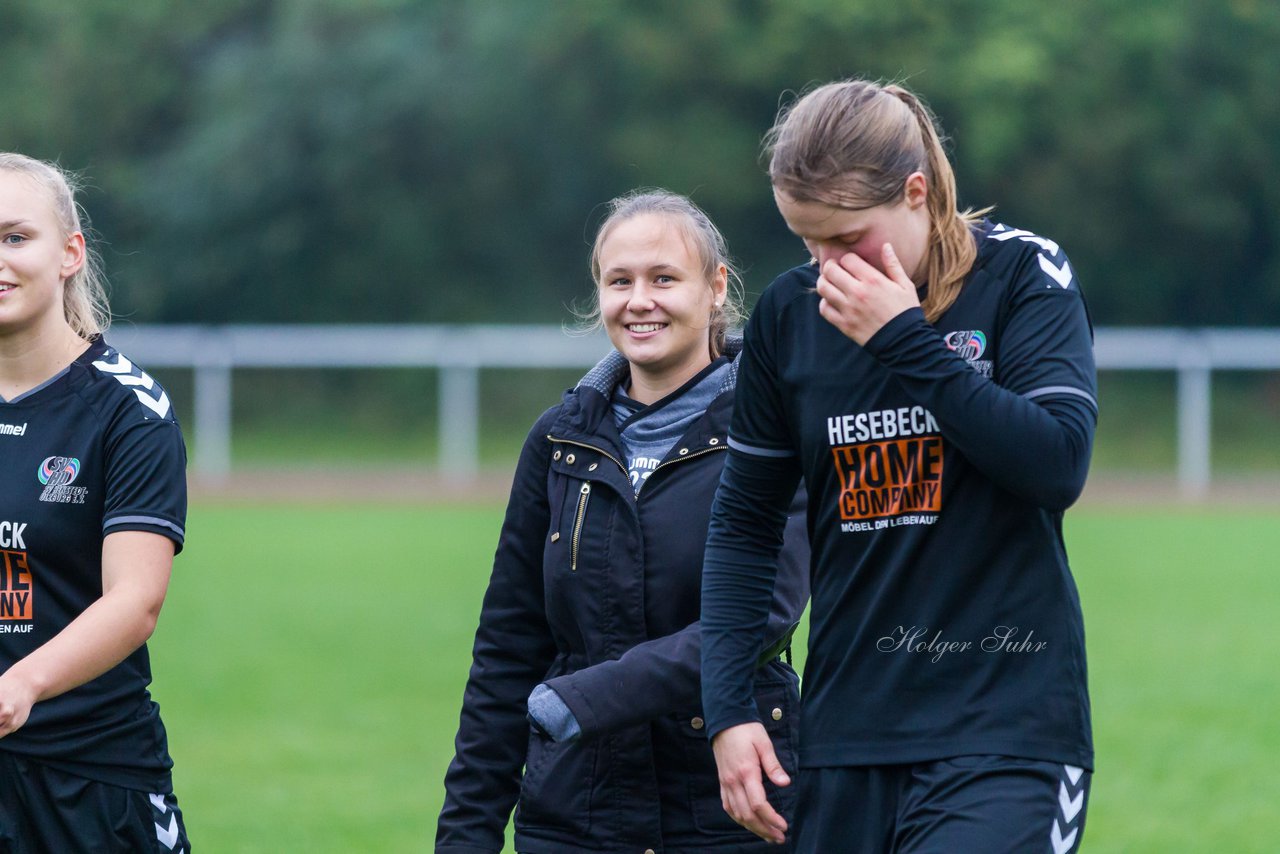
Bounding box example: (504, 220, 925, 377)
(794, 756, 1090, 854)
(0, 752, 190, 853)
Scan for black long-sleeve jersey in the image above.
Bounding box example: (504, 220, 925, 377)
(702, 222, 1096, 769)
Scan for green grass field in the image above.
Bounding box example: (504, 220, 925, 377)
(149, 501, 1279, 852)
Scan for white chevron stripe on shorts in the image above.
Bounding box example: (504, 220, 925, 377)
(150, 791, 181, 851)
(1050, 764, 1086, 854)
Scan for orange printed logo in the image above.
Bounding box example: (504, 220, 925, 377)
(0, 549, 33, 620)
(832, 437, 944, 521)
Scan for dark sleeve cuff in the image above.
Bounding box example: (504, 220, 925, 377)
(863, 306, 927, 358)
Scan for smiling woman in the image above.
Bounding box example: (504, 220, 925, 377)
(584, 191, 745, 404)
(436, 189, 809, 854)
(0, 153, 191, 852)
(596, 214, 723, 401)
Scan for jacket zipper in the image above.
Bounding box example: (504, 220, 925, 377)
(548, 437, 622, 573)
(646, 444, 727, 483)
(549, 436, 724, 481)
(549, 437, 725, 567)
(570, 482, 591, 571)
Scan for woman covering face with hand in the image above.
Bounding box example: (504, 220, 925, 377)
(701, 80, 1097, 853)
(437, 190, 808, 854)
(0, 153, 190, 852)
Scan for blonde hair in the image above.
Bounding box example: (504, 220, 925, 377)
(584, 189, 743, 360)
(0, 153, 110, 338)
(764, 80, 988, 322)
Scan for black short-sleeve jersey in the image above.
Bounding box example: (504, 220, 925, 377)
(0, 337, 186, 791)
(705, 221, 1096, 769)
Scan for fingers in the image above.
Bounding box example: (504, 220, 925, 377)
(880, 242, 913, 289)
(815, 261, 867, 345)
(835, 248, 881, 281)
(759, 742, 792, 788)
(712, 723, 790, 844)
(815, 258, 859, 323)
(723, 768, 788, 844)
(815, 278, 850, 318)
(816, 243, 921, 346)
(831, 244, 913, 291)
(816, 253, 882, 312)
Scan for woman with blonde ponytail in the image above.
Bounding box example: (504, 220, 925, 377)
(0, 153, 190, 851)
(700, 80, 1098, 852)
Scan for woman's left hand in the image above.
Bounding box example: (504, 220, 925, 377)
(815, 243, 921, 346)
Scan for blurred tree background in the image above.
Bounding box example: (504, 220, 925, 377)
(4, 0, 1278, 327)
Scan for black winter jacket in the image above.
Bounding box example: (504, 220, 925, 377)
(437, 347, 810, 854)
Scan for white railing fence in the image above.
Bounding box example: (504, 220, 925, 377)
(107, 325, 1280, 499)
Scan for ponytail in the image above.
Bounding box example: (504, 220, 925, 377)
(882, 85, 986, 322)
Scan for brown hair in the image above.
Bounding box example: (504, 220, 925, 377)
(584, 189, 743, 359)
(764, 80, 988, 322)
(0, 153, 109, 338)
